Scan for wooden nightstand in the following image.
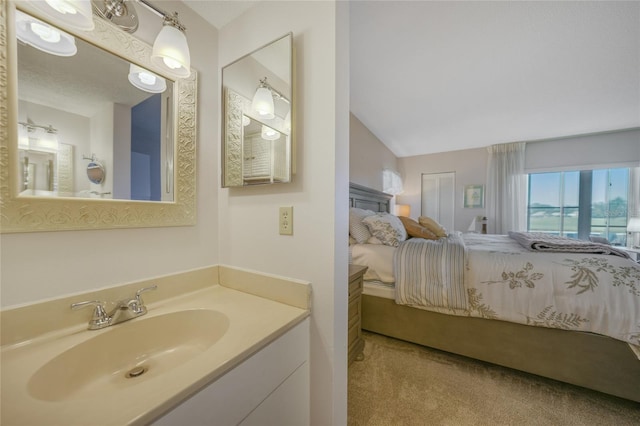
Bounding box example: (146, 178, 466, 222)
(348, 264, 367, 365)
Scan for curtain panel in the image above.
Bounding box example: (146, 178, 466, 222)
(486, 142, 526, 234)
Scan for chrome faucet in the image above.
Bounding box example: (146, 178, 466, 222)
(71, 285, 157, 330)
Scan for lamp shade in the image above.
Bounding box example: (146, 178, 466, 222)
(151, 24, 191, 79)
(628, 217, 640, 233)
(128, 64, 166, 93)
(252, 87, 275, 119)
(28, 0, 95, 31)
(261, 125, 280, 141)
(16, 10, 77, 56)
(395, 204, 411, 217)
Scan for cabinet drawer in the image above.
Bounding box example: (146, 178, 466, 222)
(348, 276, 363, 297)
(348, 297, 360, 328)
(348, 321, 360, 348)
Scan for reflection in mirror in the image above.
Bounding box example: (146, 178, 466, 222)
(16, 9, 174, 201)
(222, 33, 293, 187)
(0, 2, 197, 233)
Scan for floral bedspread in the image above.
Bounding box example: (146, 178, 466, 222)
(394, 232, 640, 346)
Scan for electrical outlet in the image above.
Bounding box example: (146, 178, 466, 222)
(279, 206, 293, 235)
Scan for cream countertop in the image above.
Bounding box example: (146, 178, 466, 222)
(1, 276, 310, 425)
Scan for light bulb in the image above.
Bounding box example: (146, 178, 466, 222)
(252, 87, 275, 119)
(261, 125, 280, 140)
(163, 57, 182, 70)
(46, 0, 78, 15)
(128, 63, 166, 93)
(30, 22, 61, 43)
(138, 72, 156, 85)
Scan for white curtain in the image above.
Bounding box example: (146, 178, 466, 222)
(629, 166, 640, 217)
(486, 142, 526, 234)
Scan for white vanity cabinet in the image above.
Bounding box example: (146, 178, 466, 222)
(153, 318, 309, 426)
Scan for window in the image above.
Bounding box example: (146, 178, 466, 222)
(527, 168, 630, 245)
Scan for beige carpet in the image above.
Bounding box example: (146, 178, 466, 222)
(348, 331, 640, 426)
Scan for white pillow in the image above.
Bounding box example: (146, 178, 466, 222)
(349, 208, 376, 244)
(362, 213, 407, 247)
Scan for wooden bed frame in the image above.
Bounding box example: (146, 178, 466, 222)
(349, 182, 640, 403)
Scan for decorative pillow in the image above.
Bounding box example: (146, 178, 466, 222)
(349, 208, 377, 244)
(367, 236, 383, 245)
(418, 216, 447, 238)
(362, 213, 408, 247)
(349, 236, 357, 245)
(398, 216, 439, 240)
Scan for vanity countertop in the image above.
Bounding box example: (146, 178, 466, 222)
(1, 283, 309, 426)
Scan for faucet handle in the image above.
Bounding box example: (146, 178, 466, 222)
(131, 285, 157, 314)
(71, 300, 111, 329)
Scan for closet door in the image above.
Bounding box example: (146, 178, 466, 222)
(421, 172, 455, 231)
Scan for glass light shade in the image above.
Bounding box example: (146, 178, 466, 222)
(242, 115, 251, 127)
(128, 64, 167, 93)
(261, 125, 280, 141)
(151, 24, 191, 79)
(16, 10, 77, 57)
(28, 0, 95, 31)
(252, 87, 275, 119)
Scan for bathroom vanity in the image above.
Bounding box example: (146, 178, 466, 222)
(0, 266, 311, 425)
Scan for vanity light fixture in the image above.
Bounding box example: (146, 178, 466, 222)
(28, 0, 95, 31)
(16, 10, 77, 56)
(18, 122, 59, 152)
(242, 116, 251, 127)
(252, 78, 275, 120)
(251, 77, 291, 121)
(261, 125, 281, 141)
(128, 63, 166, 93)
(91, 0, 191, 78)
(151, 13, 191, 78)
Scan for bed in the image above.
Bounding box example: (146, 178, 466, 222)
(349, 182, 640, 403)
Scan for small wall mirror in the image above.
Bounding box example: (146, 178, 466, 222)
(222, 33, 293, 187)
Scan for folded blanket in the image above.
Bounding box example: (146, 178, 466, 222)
(508, 231, 631, 259)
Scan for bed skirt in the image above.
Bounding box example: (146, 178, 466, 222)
(361, 293, 640, 403)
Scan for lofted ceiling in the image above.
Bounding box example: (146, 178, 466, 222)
(185, 0, 639, 158)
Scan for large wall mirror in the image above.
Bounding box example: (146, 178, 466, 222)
(222, 33, 293, 187)
(0, 2, 197, 233)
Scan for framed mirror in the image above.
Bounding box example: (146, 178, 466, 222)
(0, 2, 197, 233)
(222, 33, 293, 187)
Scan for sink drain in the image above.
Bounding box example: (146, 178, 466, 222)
(125, 366, 148, 379)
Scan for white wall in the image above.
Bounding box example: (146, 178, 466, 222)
(0, 1, 219, 307)
(395, 128, 640, 232)
(218, 2, 349, 425)
(90, 103, 115, 196)
(399, 147, 489, 231)
(350, 112, 398, 191)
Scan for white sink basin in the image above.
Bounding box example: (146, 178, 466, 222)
(28, 309, 229, 402)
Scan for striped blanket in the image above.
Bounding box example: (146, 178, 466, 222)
(508, 231, 631, 259)
(394, 233, 467, 309)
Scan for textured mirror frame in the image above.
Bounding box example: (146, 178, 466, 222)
(0, 2, 197, 233)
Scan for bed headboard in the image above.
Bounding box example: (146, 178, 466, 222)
(349, 182, 392, 213)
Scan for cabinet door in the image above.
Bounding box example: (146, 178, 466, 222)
(153, 319, 309, 425)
